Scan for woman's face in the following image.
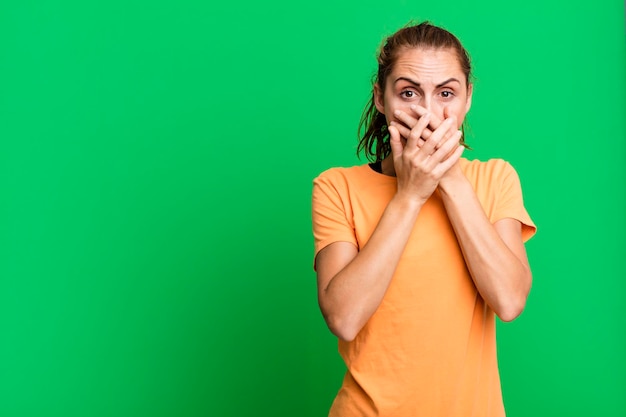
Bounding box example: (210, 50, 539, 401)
(374, 47, 472, 129)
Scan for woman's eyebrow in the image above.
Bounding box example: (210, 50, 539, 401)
(394, 76, 460, 88)
(395, 76, 420, 86)
(436, 77, 460, 88)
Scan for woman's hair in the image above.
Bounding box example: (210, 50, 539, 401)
(357, 21, 473, 162)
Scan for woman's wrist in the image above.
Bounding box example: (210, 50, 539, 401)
(392, 189, 428, 212)
(438, 167, 469, 196)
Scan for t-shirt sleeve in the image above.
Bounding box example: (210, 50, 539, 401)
(494, 161, 537, 242)
(311, 170, 357, 267)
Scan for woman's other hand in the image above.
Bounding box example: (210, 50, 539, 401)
(388, 110, 464, 204)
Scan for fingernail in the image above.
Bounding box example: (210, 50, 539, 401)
(393, 109, 401, 116)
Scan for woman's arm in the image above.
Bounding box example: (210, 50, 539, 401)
(315, 114, 464, 341)
(392, 106, 533, 321)
(316, 195, 423, 342)
(438, 171, 532, 321)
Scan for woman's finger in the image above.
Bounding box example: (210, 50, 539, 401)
(393, 109, 432, 148)
(410, 104, 443, 131)
(421, 116, 456, 156)
(436, 129, 463, 160)
(425, 130, 463, 171)
(390, 121, 428, 148)
(388, 124, 404, 161)
(440, 107, 458, 146)
(430, 114, 458, 151)
(393, 109, 418, 129)
(434, 142, 465, 175)
(402, 112, 431, 149)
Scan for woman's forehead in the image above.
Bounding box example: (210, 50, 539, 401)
(390, 47, 465, 84)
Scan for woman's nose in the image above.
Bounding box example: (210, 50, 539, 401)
(422, 97, 431, 112)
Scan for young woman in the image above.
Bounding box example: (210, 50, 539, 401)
(312, 22, 536, 416)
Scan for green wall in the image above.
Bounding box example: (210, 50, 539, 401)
(1, 1, 624, 416)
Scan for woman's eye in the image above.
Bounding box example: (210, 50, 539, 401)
(441, 90, 454, 99)
(401, 90, 416, 99)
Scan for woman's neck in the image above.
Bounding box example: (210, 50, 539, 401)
(380, 156, 396, 177)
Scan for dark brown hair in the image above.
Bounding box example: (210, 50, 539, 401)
(357, 21, 473, 162)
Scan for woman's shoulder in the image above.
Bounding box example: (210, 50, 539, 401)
(314, 164, 382, 186)
(313, 164, 396, 194)
(316, 164, 369, 177)
(460, 157, 517, 181)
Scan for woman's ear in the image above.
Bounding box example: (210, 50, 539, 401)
(374, 83, 385, 114)
(465, 83, 473, 113)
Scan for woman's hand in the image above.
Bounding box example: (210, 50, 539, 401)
(390, 104, 446, 145)
(391, 105, 465, 184)
(389, 108, 464, 203)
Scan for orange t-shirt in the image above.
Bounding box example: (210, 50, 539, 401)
(311, 158, 536, 417)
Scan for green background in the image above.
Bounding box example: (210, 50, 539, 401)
(1, 1, 624, 416)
